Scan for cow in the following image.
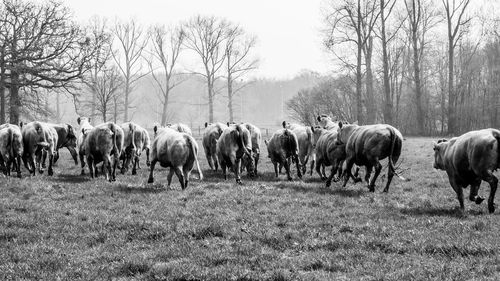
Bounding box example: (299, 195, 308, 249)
(0, 124, 23, 177)
(317, 114, 339, 130)
(433, 129, 500, 213)
(122, 122, 151, 174)
(165, 123, 192, 136)
(311, 126, 348, 187)
(147, 127, 203, 189)
(216, 124, 254, 184)
(84, 122, 124, 181)
(337, 122, 404, 192)
(241, 122, 262, 176)
(41, 123, 78, 169)
(282, 121, 314, 175)
(202, 122, 228, 171)
(264, 128, 302, 181)
(77, 117, 94, 175)
(21, 121, 53, 176)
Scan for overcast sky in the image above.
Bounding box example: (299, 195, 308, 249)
(62, 0, 332, 79)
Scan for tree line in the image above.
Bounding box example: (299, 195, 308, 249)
(288, 0, 499, 136)
(0, 0, 258, 126)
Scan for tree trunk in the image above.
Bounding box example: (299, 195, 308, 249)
(208, 75, 214, 123)
(56, 92, 61, 123)
(0, 80, 5, 124)
(355, 0, 363, 124)
(123, 79, 129, 122)
(91, 90, 96, 125)
(161, 90, 169, 126)
(447, 38, 455, 134)
(364, 37, 376, 124)
(9, 72, 21, 125)
(380, 0, 393, 125)
(411, 24, 425, 135)
(227, 74, 234, 122)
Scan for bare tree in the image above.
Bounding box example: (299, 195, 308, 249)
(442, 0, 471, 134)
(112, 18, 148, 122)
(145, 24, 185, 126)
(94, 66, 123, 122)
(224, 24, 258, 122)
(183, 15, 230, 122)
(0, 0, 98, 124)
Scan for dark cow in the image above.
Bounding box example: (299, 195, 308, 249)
(264, 128, 302, 181)
(41, 123, 78, 171)
(433, 129, 500, 213)
(84, 122, 124, 181)
(311, 126, 348, 187)
(0, 124, 23, 177)
(120, 122, 138, 174)
(21, 121, 52, 175)
(77, 117, 94, 175)
(216, 124, 254, 183)
(148, 127, 203, 189)
(202, 122, 228, 171)
(283, 121, 314, 175)
(241, 122, 262, 176)
(337, 122, 404, 192)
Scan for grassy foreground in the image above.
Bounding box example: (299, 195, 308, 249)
(1, 137, 500, 280)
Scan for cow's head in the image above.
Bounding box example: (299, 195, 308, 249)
(432, 140, 448, 170)
(310, 125, 324, 148)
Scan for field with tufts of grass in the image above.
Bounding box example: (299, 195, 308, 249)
(1, 137, 500, 280)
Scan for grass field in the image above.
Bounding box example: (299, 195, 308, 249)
(1, 137, 500, 280)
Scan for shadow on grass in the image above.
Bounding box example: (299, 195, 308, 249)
(114, 184, 165, 194)
(275, 182, 364, 197)
(52, 173, 91, 183)
(398, 206, 481, 217)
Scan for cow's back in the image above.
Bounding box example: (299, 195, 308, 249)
(348, 124, 402, 163)
(291, 125, 312, 157)
(203, 123, 227, 153)
(153, 128, 189, 167)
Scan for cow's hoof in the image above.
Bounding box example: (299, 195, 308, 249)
(489, 203, 496, 213)
(354, 177, 363, 183)
(474, 197, 484, 205)
(325, 180, 332, 188)
(17, 173, 22, 179)
(287, 177, 293, 181)
(132, 170, 137, 175)
(368, 185, 375, 192)
(321, 176, 327, 181)
(146, 161, 151, 167)
(148, 177, 154, 184)
(48, 170, 53, 176)
(236, 179, 243, 185)
(383, 188, 389, 193)
(81, 171, 85, 176)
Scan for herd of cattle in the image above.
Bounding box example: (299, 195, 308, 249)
(0, 115, 499, 213)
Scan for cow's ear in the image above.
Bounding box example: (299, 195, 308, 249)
(19, 121, 23, 128)
(338, 121, 343, 128)
(227, 122, 230, 127)
(204, 122, 208, 128)
(311, 126, 315, 133)
(282, 121, 287, 128)
(153, 125, 158, 134)
(317, 115, 321, 122)
(77, 117, 81, 125)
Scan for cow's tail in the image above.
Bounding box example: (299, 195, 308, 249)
(110, 123, 118, 156)
(186, 134, 203, 180)
(493, 130, 500, 169)
(129, 123, 137, 156)
(387, 126, 407, 181)
(6, 127, 13, 158)
(236, 125, 250, 156)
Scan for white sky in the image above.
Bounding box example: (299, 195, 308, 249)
(62, 0, 332, 79)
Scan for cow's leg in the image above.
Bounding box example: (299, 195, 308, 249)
(111, 152, 119, 182)
(273, 161, 279, 178)
(47, 152, 54, 176)
(295, 156, 302, 179)
(316, 160, 326, 180)
(469, 179, 484, 204)
(383, 161, 396, 193)
(301, 155, 308, 175)
(145, 147, 150, 167)
(175, 167, 186, 189)
(364, 165, 372, 183)
(326, 163, 340, 188)
(213, 154, 219, 171)
(183, 166, 191, 189)
(131, 154, 139, 175)
(235, 158, 242, 184)
(206, 151, 214, 171)
(481, 171, 498, 213)
(448, 176, 465, 211)
(368, 160, 382, 192)
(87, 156, 94, 179)
(147, 159, 157, 183)
(2, 158, 9, 176)
(342, 156, 355, 188)
(255, 154, 259, 176)
(15, 156, 21, 178)
(29, 155, 36, 176)
(106, 154, 115, 182)
(36, 150, 43, 174)
(352, 165, 362, 183)
(221, 161, 227, 180)
(80, 152, 86, 175)
(41, 150, 47, 169)
(278, 162, 283, 174)
(166, 168, 175, 187)
(284, 159, 292, 181)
